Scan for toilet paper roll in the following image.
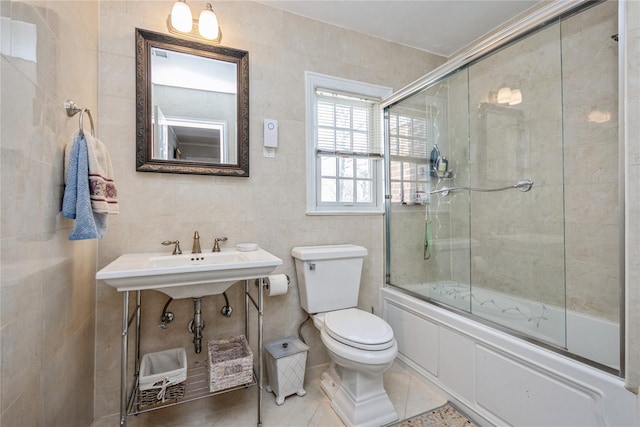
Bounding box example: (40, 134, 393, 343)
(265, 274, 289, 296)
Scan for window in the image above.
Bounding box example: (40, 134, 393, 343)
(388, 107, 430, 204)
(305, 72, 392, 214)
(388, 101, 444, 205)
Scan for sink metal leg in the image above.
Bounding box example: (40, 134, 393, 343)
(245, 280, 250, 339)
(246, 279, 265, 427)
(134, 291, 141, 411)
(258, 277, 264, 427)
(120, 291, 129, 427)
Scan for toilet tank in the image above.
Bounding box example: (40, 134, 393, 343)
(291, 245, 367, 314)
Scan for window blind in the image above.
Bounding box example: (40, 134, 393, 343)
(315, 89, 383, 158)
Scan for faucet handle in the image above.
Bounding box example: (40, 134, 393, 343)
(212, 237, 228, 252)
(162, 240, 182, 255)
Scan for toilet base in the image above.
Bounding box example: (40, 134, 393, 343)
(320, 361, 342, 399)
(330, 367, 398, 427)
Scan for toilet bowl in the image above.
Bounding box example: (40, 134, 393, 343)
(313, 309, 398, 427)
(291, 245, 399, 427)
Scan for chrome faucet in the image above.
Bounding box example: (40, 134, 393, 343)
(212, 237, 228, 252)
(192, 231, 202, 254)
(161, 240, 182, 255)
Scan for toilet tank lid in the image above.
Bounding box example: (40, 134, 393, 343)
(291, 244, 367, 261)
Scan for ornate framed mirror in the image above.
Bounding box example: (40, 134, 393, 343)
(135, 28, 249, 176)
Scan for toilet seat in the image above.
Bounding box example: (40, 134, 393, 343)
(324, 308, 395, 351)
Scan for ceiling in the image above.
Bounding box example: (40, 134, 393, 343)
(259, 0, 542, 57)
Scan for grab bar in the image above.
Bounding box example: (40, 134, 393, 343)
(430, 179, 534, 196)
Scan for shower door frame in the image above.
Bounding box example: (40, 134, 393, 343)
(382, 0, 625, 376)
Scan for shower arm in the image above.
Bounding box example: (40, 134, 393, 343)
(430, 179, 534, 196)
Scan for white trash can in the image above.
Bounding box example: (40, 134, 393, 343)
(264, 336, 309, 405)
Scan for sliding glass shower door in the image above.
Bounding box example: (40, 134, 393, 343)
(387, 67, 472, 313)
(385, 1, 620, 370)
(467, 17, 566, 346)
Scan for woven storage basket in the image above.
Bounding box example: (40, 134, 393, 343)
(208, 335, 253, 392)
(139, 383, 186, 408)
(139, 348, 187, 407)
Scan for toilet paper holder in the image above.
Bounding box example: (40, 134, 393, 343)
(254, 275, 290, 289)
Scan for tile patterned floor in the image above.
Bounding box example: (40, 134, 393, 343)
(92, 362, 446, 427)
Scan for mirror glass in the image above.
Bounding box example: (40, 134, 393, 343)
(136, 29, 249, 176)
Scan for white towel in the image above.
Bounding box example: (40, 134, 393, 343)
(85, 132, 119, 214)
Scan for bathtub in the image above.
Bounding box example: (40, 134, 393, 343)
(381, 286, 637, 426)
(399, 281, 620, 369)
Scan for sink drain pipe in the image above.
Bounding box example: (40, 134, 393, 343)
(188, 297, 205, 353)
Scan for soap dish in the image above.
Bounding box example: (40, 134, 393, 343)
(236, 243, 259, 252)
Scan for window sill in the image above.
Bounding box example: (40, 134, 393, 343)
(305, 209, 384, 216)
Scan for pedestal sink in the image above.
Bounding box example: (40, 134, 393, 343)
(96, 247, 282, 299)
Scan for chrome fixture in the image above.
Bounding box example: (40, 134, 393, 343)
(192, 231, 201, 254)
(212, 236, 228, 252)
(65, 99, 95, 137)
(159, 297, 174, 329)
(188, 297, 205, 353)
(167, 0, 222, 43)
(220, 291, 233, 317)
(162, 240, 182, 255)
(430, 179, 534, 196)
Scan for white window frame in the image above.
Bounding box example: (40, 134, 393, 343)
(388, 106, 431, 205)
(305, 71, 392, 215)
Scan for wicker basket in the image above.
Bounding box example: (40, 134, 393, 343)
(139, 383, 186, 408)
(208, 335, 254, 392)
(138, 348, 187, 407)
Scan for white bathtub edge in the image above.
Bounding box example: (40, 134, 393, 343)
(381, 287, 637, 427)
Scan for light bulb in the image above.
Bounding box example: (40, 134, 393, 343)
(508, 89, 522, 105)
(497, 87, 511, 104)
(171, 0, 193, 33)
(198, 4, 219, 40)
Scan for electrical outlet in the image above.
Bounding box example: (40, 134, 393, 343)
(263, 147, 275, 158)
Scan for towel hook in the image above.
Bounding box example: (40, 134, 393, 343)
(65, 99, 95, 137)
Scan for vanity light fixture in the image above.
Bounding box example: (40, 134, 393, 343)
(198, 4, 219, 40)
(170, 0, 193, 33)
(491, 87, 523, 106)
(497, 87, 512, 104)
(508, 89, 522, 106)
(168, 1, 222, 43)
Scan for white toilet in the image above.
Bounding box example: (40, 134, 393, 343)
(291, 244, 398, 427)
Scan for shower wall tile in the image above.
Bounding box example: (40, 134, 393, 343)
(0, 1, 98, 426)
(623, 0, 640, 390)
(562, 1, 620, 321)
(94, 0, 444, 418)
(466, 20, 566, 308)
(450, 2, 620, 320)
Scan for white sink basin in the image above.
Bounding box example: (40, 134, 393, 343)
(96, 248, 282, 299)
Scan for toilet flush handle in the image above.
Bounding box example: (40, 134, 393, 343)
(308, 262, 316, 271)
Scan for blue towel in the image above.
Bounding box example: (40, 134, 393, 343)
(62, 133, 106, 240)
